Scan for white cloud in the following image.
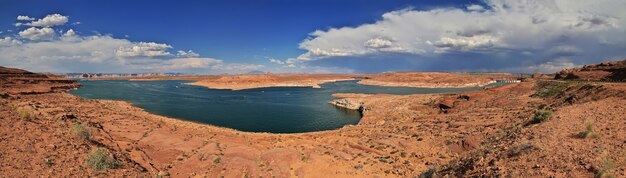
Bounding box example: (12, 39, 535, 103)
(526, 59, 579, 73)
(17, 15, 35, 21)
(466, 4, 485, 11)
(0, 37, 22, 46)
(430, 35, 501, 52)
(115, 42, 172, 58)
(0, 33, 263, 73)
(24, 14, 69, 27)
(364, 38, 393, 48)
(293, 0, 626, 70)
(1, 13, 263, 74)
(1, 35, 131, 65)
(18, 27, 56, 40)
(63, 29, 77, 37)
(176, 50, 200, 57)
(268, 58, 285, 64)
(161, 57, 223, 70)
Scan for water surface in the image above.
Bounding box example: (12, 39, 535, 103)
(70, 80, 502, 133)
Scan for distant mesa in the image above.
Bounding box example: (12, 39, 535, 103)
(59, 72, 188, 79)
(246, 70, 267, 74)
(554, 59, 626, 82)
(0, 66, 80, 95)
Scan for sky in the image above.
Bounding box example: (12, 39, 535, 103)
(0, 0, 625, 74)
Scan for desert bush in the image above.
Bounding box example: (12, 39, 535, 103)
(16, 107, 32, 120)
(578, 121, 599, 139)
(86, 148, 120, 171)
(71, 123, 92, 140)
(596, 152, 615, 178)
(531, 109, 553, 124)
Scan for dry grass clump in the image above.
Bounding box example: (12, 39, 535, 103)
(15, 106, 33, 120)
(577, 121, 600, 139)
(71, 122, 92, 140)
(86, 148, 120, 171)
(595, 151, 615, 178)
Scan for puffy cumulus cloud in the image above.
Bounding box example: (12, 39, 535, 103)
(0, 13, 264, 74)
(115, 42, 173, 58)
(17, 15, 35, 21)
(18, 27, 56, 40)
(1, 33, 263, 73)
(294, 0, 626, 73)
(0, 37, 22, 46)
(1, 35, 131, 65)
(24, 14, 69, 27)
(63, 29, 77, 37)
(430, 35, 501, 53)
(176, 50, 200, 57)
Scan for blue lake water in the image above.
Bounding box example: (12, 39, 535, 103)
(70, 80, 502, 133)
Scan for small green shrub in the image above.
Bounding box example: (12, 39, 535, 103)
(16, 107, 32, 120)
(71, 123, 92, 140)
(86, 148, 120, 171)
(532, 109, 553, 124)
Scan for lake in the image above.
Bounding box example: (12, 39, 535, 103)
(70, 80, 502, 133)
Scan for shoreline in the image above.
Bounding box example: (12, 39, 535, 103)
(185, 78, 356, 90)
(67, 72, 516, 90)
(357, 80, 497, 88)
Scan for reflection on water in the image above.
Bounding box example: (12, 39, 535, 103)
(70, 80, 503, 133)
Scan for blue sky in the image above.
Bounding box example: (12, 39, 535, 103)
(0, 0, 625, 74)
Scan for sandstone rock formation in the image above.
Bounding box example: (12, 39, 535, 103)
(358, 72, 514, 88)
(187, 74, 356, 90)
(555, 59, 626, 81)
(0, 66, 80, 95)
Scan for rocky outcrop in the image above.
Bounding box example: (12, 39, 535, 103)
(0, 66, 80, 94)
(531, 72, 552, 79)
(329, 98, 365, 112)
(555, 59, 626, 81)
